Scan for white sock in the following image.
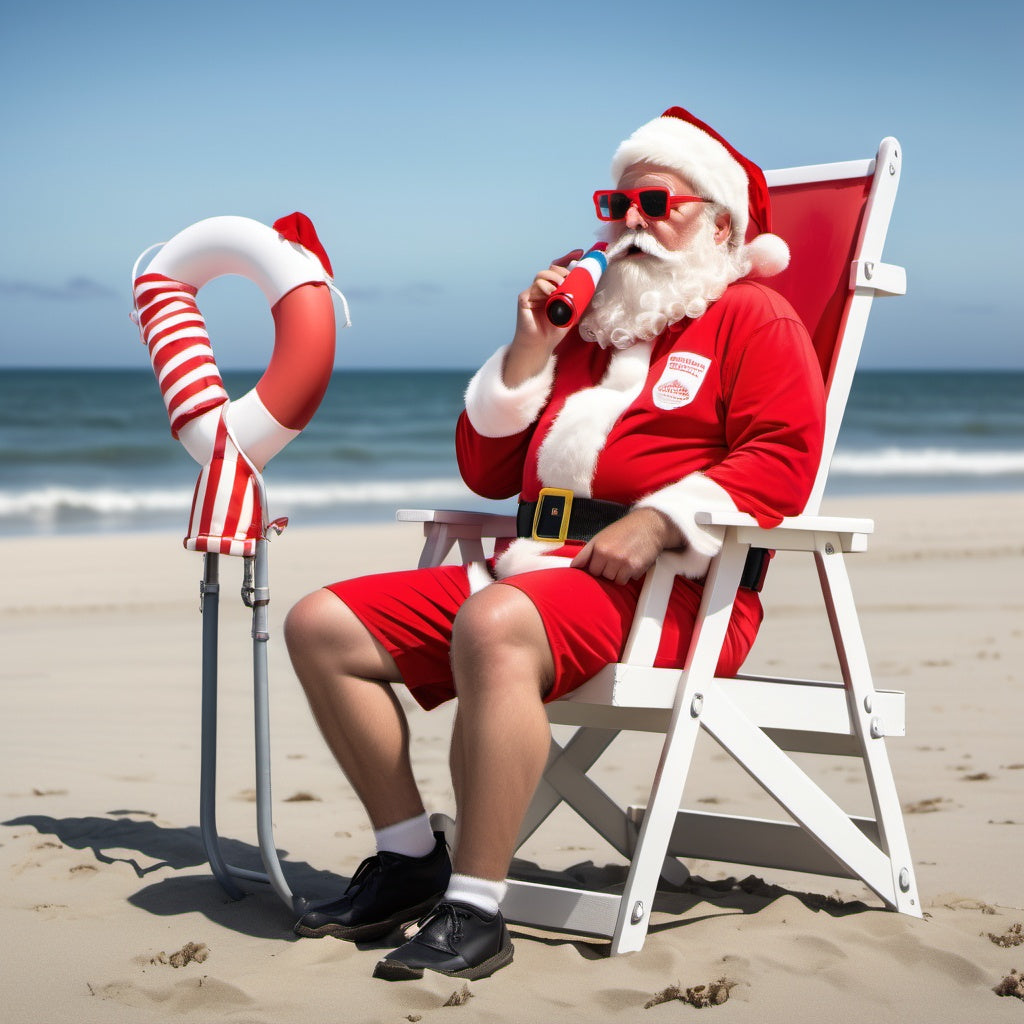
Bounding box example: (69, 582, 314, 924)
(374, 813, 436, 859)
(444, 872, 507, 916)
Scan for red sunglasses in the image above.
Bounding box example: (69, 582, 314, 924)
(593, 187, 710, 222)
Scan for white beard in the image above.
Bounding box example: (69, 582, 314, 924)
(579, 215, 750, 350)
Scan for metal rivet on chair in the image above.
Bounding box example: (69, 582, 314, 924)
(863, 261, 875, 280)
(824, 542, 835, 555)
(690, 693, 704, 718)
(631, 901, 645, 924)
(863, 695, 873, 713)
(899, 868, 911, 892)
(870, 716, 885, 738)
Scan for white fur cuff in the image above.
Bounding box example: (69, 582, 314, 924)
(464, 345, 556, 438)
(635, 473, 739, 579)
(494, 539, 573, 579)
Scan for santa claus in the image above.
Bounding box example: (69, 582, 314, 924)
(285, 106, 826, 983)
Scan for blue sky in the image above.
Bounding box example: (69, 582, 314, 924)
(1, 0, 1020, 371)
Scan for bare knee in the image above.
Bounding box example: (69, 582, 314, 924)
(284, 589, 398, 685)
(284, 589, 344, 657)
(452, 585, 553, 698)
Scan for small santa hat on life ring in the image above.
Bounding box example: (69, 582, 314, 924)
(610, 106, 789, 278)
(273, 211, 334, 278)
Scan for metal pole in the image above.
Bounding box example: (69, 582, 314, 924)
(198, 553, 244, 899)
(249, 537, 297, 909)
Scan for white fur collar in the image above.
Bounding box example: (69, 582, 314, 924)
(536, 340, 653, 495)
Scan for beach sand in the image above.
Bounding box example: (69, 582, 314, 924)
(2, 492, 1023, 1022)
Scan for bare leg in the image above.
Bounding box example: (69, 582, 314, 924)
(284, 589, 424, 829)
(447, 584, 555, 880)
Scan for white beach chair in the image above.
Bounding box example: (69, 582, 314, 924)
(399, 136, 920, 954)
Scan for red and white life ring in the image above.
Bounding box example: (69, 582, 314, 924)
(132, 214, 343, 470)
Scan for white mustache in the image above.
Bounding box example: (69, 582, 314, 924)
(604, 230, 676, 262)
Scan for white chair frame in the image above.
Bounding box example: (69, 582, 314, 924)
(399, 137, 921, 955)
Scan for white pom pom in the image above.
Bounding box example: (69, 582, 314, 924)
(745, 233, 790, 278)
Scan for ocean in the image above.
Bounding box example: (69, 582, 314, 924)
(1, 368, 1021, 539)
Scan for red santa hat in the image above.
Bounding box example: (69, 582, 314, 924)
(610, 106, 789, 278)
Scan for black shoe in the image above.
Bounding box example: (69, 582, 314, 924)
(294, 832, 451, 941)
(372, 901, 514, 981)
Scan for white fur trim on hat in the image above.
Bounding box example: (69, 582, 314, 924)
(745, 233, 790, 278)
(634, 472, 739, 579)
(612, 116, 750, 247)
(610, 115, 790, 278)
(464, 344, 556, 438)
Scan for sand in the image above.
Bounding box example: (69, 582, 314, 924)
(2, 491, 1023, 1023)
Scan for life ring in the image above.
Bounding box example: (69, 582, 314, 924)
(132, 213, 343, 471)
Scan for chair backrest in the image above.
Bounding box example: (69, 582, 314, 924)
(763, 139, 903, 513)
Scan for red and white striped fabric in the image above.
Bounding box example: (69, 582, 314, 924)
(132, 213, 341, 556)
(133, 273, 229, 439)
(185, 410, 267, 556)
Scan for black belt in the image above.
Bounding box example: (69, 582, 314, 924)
(517, 490, 629, 544)
(516, 488, 770, 592)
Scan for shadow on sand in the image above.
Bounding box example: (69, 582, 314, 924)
(5, 813, 346, 939)
(6, 813, 873, 948)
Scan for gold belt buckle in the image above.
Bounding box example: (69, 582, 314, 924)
(532, 487, 574, 542)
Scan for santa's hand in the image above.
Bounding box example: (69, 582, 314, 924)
(503, 251, 583, 387)
(571, 508, 684, 585)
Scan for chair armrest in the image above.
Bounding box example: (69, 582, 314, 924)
(694, 510, 874, 553)
(397, 508, 518, 568)
(622, 510, 874, 666)
(397, 508, 518, 535)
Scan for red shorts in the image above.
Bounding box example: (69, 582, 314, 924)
(326, 564, 762, 711)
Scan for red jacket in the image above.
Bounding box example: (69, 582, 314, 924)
(457, 281, 824, 579)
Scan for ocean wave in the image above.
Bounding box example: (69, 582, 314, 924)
(0, 478, 476, 521)
(830, 448, 1024, 476)
(2, 447, 1022, 535)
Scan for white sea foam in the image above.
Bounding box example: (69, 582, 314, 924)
(830, 448, 1024, 476)
(0, 478, 476, 521)
(1, 450, 1021, 531)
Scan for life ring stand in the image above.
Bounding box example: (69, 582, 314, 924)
(130, 214, 348, 911)
(132, 213, 345, 472)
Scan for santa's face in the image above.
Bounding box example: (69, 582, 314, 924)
(608, 163, 731, 255)
(578, 163, 746, 350)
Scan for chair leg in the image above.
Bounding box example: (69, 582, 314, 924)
(699, 688, 897, 901)
(815, 539, 921, 916)
(518, 729, 690, 888)
(609, 693, 705, 954)
(609, 537, 749, 954)
(517, 729, 617, 845)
